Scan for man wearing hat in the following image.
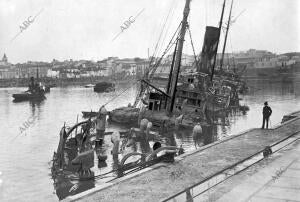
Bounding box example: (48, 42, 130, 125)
(262, 101, 272, 129)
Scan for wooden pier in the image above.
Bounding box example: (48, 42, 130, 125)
(64, 111, 300, 202)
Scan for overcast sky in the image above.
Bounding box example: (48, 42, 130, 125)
(0, 0, 299, 63)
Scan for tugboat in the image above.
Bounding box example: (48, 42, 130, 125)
(12, 76, 46, 102)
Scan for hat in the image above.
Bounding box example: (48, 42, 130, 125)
(264, 102, 268, 106)
(99, 106, 108, 114)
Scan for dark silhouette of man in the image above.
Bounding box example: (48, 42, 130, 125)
(262, 102, 272, 129)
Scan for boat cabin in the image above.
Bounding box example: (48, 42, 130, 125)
(141, 79, 169, 112)
(148, 92, 163, 111)
(175, 72, 210, 113)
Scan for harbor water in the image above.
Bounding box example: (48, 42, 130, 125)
(0, 78, 300, 201)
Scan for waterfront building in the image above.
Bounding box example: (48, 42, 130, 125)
(164, 53, 195, 67)
(0, 53, 18, 79)
(291, 56, 300, 62)
(232, 49, 275, 66)
(47, 69, 60, 78)
(135, 60, 149, 78)
(97, 57, 149, 79)
(114, 58, 137, 76)
(0, 68, 18, 79)
(181, 54, 195, 66)
(15, 62, 50, 78)
(153, 62, 171, 78)
(216, 49, 298, 72)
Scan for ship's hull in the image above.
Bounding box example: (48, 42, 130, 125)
(12, 92, 45, 102)
(82, 111, 98, 118)
(109, 107, 140, 124)
(108, 105, 228, 128)
(94, 82, 115, 92)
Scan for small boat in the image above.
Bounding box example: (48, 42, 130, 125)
(13, 91, 45, 102)
(82, 111, 98, 118)
(94, 82, 115, 93)
(84, 84, 95, 88)
(12, 76, 46, 102)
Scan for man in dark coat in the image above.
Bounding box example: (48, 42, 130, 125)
(262, 102, 272, 129)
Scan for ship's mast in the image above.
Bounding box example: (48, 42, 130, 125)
(167, 0, 192, 113)
(220, 0, 234, 71)
(36, 67, 39, 81)
(166, 41, 178, 95)
(211, 0, 226, 81)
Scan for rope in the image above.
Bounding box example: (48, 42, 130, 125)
(205, 0, 208, 25)
(229, 32, 237, 71)
(102, 80, 139, 107)
(66, 167, 117, 181)
(148, 23, 181, 78)
(150, 1, 176, 66)
(187, 25, 199, 69)
(157, 0, 178, 60)
(152, 22, 181, 68)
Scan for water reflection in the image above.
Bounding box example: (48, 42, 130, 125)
(28, 99, 45, 118)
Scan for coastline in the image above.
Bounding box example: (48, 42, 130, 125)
(0, 76, 138, 88)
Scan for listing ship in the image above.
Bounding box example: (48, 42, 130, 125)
(109, 0, 245, 128)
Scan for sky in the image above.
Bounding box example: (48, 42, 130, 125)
(0, 0, 299, 63)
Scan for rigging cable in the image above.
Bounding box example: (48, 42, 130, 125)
(101, 80, 139, 107)
(229, 32, 238, 72)
(156, 0, 178, 61)
(149, 0, 176, 67)
(134, 24, 181, 107)
(148, 23, 182, 78)
(101, 24, 179, 109)
(187, 25, 199, 70)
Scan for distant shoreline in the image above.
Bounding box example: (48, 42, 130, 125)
(1, 74, 299, 88)
(0, 76, 137, 88)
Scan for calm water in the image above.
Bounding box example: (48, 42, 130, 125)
(0, 79, 300, 201)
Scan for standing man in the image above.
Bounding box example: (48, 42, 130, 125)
(95, 105, 108, 143)
(262, 102, 272, 129)
(192, 122, 203, 148)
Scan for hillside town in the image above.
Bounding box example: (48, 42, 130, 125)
(0, 49, 299, 81)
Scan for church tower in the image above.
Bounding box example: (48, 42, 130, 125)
(2, 53, 8, 63)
